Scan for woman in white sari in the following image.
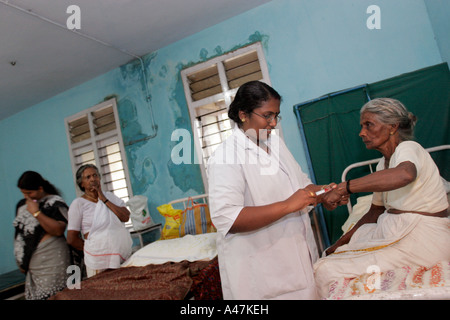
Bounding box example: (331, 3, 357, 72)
(67, 165, 131, 277)
(314, 98, 450, 298)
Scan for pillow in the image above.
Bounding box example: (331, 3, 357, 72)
(122, 233, 218, 267)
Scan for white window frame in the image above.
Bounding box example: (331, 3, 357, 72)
(181, 42, 275, 190)
(65, 98, 133, 201)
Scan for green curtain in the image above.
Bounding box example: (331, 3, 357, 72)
(294, 62, 450, 244)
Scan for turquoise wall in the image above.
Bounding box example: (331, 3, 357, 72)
(424, 0, 450, 63)
(0, 0, 443, 274)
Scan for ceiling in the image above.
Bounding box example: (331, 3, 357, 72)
(0, 0, 272, 121)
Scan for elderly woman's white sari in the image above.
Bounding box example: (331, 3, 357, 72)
(314, 141, 450, 298)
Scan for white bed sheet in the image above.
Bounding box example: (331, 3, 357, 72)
(122, 232, 218, 267)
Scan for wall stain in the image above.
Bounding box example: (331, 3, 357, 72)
(128, 146, 157, 195)
(166, 102, 204, 193)
(178, 31, 270, 71)
(117, 31, 270, 197)
(165, 31, 270, 194)
(117, 98, 147, 146)
(117, 97, 158, 195)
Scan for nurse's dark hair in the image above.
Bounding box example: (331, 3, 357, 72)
(228, 81, 282, 125)
(17, 171, 61, 195)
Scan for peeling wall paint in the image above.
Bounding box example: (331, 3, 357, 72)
(118, 31, 272, 211)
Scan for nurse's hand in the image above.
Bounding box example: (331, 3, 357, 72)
(230, 185, 321, 234)
(287, 186, 318, 211)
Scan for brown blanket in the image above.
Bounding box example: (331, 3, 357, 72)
(50, 258, 220, 300)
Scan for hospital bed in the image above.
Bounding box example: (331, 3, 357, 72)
(51, 194, 222, 300)
(50, 193, 324, 300)
(325, 145, 450, 300)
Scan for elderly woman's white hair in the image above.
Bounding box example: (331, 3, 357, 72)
(360, 98, 417, 141)
(75, 164, 101, 192)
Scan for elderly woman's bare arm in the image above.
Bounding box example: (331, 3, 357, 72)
(325, 203, 385, 255)
(325, 161, 417, 255)
(336, 161, 417, 195)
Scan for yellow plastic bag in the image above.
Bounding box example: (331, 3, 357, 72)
(157, 204, 183, 240)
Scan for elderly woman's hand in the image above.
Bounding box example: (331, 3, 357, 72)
(322, 188, 349, 210)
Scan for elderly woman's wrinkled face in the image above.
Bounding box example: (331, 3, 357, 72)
(80, 167, 101, 192)
(359, 112, 393, 150)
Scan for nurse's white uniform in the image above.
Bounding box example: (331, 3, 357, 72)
(208, 127, 319, 299)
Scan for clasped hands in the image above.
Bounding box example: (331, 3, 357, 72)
(304, 182, 349, 210)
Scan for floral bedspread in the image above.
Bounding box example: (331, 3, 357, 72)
(327, 261, 450, 300)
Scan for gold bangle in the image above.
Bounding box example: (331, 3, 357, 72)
(33, 210, 41, 218)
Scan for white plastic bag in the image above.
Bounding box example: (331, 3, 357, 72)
(127, 195, 152, 231)
(84, 201, 132, 270)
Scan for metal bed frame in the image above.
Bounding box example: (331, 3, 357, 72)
(168, 193, 209, 209)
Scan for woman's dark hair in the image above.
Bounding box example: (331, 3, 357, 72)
(228, 81, 282, 125)
(75, 164, 100, 192)
(17, 171, 60, 195)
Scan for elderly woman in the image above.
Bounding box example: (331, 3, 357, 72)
(14, 171, 71, 299)
(67, 164, 131, 277)
(314, 98, 450, 298)
(208, 81, 343, 300)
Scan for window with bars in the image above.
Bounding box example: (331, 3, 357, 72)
(65, 98, 132, 203)
(181, 42, 272, 189)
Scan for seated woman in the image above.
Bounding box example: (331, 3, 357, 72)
(314, 98, 450, 298)
(67, 164, 132, 278)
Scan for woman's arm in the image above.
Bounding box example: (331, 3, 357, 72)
(91, 185, 130, 222)
(336, 161, 417, 195)
(325, 204, 385, 255)
(25, 198, 67, 236)
(67, 230, 84, 251)
(324, 161, 416, 255)
(102, 199, 130, 222)
(229, 186, 317, 233)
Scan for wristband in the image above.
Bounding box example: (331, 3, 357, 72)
(346, 180, 353, 194)
(103, 199, 109, 204)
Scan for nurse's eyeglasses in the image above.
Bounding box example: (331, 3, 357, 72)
(251, 111, 282, 123)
